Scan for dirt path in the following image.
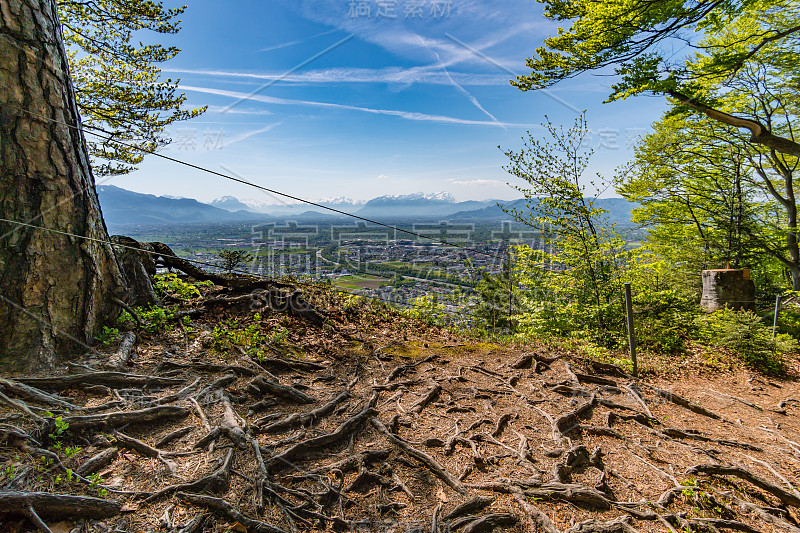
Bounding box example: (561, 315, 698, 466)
(1, 298, 799, 533)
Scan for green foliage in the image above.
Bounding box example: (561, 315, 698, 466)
(473, 256, 524, 335)
(95, 326, 120, 346)
(46, 413, 69, 442)
(63, 445, 81, 458)
(497, 113, 630, 344)
(136, 305, 177, 334)
(695, 308, 795, 373)
(627, 265, 699, 354)
(154, 273, 202, 300)
(87, 472, 108, 497)
(217, 249, 254, 273)
(619, 102, 800, 291)
(58, 0, 206, 175)
(771, 304, 800, 338)
(403, 295, 448, 327)
(267, 326, 289, 347)
(515, 0, 800, 157)
(211, 313, 285, 360)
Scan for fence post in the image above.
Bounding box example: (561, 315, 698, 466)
(772, 294, 782, 339)
(506, 248, 513, 333)
(624, 283, 637, 378)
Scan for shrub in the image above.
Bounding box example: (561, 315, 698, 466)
(694, 307, 795, 373)
(403, 295, 447, 327)
(154, 272, 201, 300)
(217, 249, 254, 273)
(95, 326, 120, 346)
(632, 288, 698, 354)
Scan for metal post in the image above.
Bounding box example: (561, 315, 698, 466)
(624, 283, 637, 378)
(772, 294, 782, 339)
(506, 248, 512, 333)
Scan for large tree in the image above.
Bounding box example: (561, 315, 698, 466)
(0, 0, 129, 370)
(58, 0, 205, 175)
(515, 0, 800, 157)
(618, 25, 800, 289)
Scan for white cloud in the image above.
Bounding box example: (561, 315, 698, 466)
(179, 85, 537, 127)
(377, 174, 389, 180)
(164, 66, 510, 87)
(205, 105, 273, 115)
(259, 29, 341, 52)
(448, 178, 505, 186)
(223, 122, 284, 147)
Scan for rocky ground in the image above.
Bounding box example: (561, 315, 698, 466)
(1, 281, 800, 533)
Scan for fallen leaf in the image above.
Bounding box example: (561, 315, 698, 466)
(436, 488, 448, 502)
(230, 521, 248, 533)
(121, 503, 139, 513)
(49, 522, 73, 533)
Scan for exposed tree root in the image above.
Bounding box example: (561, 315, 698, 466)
(268, 401, 377, 470)
(640, 384, 728, 422)
(0, 312, 796, 533)
(443, 496, 494, 520)
(0, 491, 122, 519)
(370, 417, 466, 494)
(177, 491, 290, 533)
(18, 372, 184, 391)
(257, 389, 351, 434)
(460, 513, 518, 533)
(58, 405, 190, 431)
(75, 447, 119, 476)
(145, 448, 235, 502)
(248, 376, 316, 404)
(106, 332, 137, 371)
(687, 464, 800, 508)
(0, 378, 78, 410)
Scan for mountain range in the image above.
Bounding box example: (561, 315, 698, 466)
(97, 185, 636, 227)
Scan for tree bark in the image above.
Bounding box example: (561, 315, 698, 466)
(667, 90, 800, 157)
(0, 0, 127, 370)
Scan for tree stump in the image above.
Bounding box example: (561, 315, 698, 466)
(111, 236, 158, 307)
(700, 269, 755, 312)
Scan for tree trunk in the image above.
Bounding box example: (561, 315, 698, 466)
(0, 0, 127, 370)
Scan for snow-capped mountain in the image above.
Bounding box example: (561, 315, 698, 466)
(210, 196, 257, 212)
(98, 186, 636, 226)
(372, 192, 456, 203)
(211, 196, 366, 215)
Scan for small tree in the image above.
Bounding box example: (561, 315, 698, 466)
(474, 251, 524, 335)
(218, 250, 254, 274)
(500, 113, 628, 338)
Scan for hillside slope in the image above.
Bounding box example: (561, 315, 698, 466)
(97, 185, 266, 225)
(0, 284, 798, 533)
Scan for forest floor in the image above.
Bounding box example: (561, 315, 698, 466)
(1, 282, 800, 533)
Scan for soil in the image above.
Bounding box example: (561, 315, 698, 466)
(1, 284, 800, 533)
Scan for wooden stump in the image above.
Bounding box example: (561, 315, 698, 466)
(700, 269, 755, 312)
(111, 236, 158, 307)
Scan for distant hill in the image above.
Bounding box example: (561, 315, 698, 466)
(210, 196, 257, 212)
(447, 197, 637, 225)
(356, 193, 497, 218)
(212, 196, 366, 216)
(97, 186, 636, 227)
(97, 185, 268, 226)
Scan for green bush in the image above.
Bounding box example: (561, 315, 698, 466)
(211, 313, 283, 360)
(118, 304, 180, 334)
(154, 273, 201, 300)
(694, 307, 795, 373)
(632, 288, 698, 354)
(403, 295, 447, 327)
(95, 326, 120, 346)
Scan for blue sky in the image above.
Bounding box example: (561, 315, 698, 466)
(110, 0, 669, 205)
